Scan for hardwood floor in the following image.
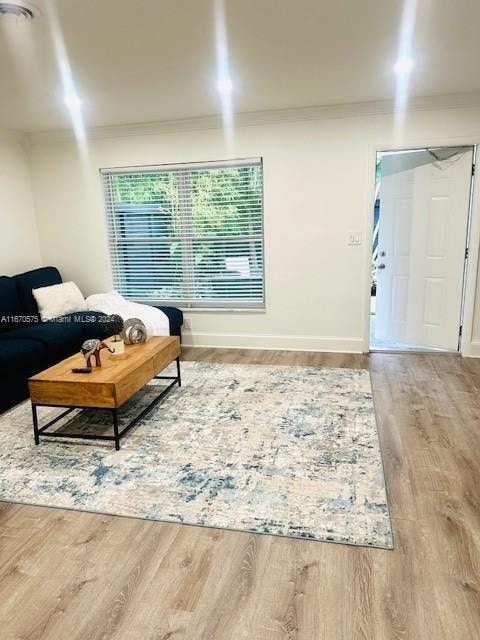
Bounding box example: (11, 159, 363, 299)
(1, 348, 480, 639)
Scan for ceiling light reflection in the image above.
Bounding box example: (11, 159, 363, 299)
(393, 0, 418, 144)
(63, 91, 82, 111)
(214, 0, 234, 154)
(216, 75, 233, 95)
(393, 57, 414, 76)
(45, 0, 90, 178)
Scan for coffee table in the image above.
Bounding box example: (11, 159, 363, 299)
(28, 336, 181, 450)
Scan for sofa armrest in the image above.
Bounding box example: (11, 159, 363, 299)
(154, 306, 183, 338)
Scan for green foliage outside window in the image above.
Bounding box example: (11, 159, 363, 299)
(109, 164, 263, 304)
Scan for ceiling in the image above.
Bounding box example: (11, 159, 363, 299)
(0, 0, 479, 132)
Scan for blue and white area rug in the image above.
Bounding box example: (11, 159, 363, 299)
(0, 362, 393, 548)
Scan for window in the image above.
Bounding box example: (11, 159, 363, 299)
(102, 159, 264, 309)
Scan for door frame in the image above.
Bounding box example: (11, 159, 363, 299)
(363, 139, 479, 356)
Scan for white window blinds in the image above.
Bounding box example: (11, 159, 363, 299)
(101, 158, 264, 309)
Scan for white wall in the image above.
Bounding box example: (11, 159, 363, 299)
(27, 103, 480, 352)
(0, 132, 42, 276)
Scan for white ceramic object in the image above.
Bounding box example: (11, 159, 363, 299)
(110, 339, 125, 355)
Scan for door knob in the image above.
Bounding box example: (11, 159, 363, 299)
(378, 263, 386, 269)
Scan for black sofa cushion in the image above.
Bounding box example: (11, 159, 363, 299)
(0, 337, 48, 381)
(155, 305, 184, 337)
(14, 266, 63, 319)
(0, 276, 23, 332)
(0, 379, 32, 414)
(2, 321, 84, 359)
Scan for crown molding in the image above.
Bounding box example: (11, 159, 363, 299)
(25, 91, 480, 145)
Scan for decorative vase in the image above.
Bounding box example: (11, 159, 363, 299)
(110, 338, 125, 355)
(121, 318, 148, 344)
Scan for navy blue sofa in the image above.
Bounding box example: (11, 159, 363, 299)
(0, 266, 183, 413)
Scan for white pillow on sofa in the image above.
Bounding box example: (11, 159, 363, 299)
(33, 281, 87, 321)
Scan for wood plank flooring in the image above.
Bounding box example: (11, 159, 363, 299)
(1, 348, 480, 639)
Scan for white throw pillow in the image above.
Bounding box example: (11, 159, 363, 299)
(33, 281, 87, 321)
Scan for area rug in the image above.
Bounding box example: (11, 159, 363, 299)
(0, 362, 393, 548)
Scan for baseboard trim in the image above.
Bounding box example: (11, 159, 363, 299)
(465, 341, 480, 357)
(181, 331, 364, 353)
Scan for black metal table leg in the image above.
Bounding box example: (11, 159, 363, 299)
(112, 409, 120, 451)
(176, 357, 182, 387)
(32, 403, 39, 445)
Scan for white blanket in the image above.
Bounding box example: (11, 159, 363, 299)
(86, 291, 170, 337)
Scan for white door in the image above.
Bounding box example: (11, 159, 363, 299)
(375, 148, 473, 350)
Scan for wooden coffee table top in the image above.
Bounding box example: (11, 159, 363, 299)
(29, 336, 180, 409)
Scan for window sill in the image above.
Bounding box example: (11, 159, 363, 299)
(180, 307, 266, 314)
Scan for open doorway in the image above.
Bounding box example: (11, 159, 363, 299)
(370, 146, 475, 352)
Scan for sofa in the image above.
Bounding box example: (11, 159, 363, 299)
(0, 266, 183, 413)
